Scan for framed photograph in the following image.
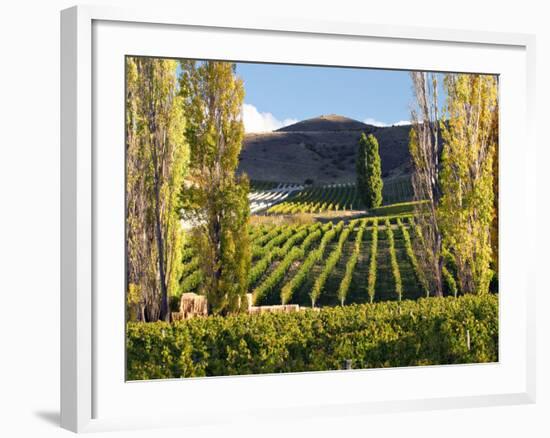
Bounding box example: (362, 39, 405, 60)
(61, 4, 536, 433)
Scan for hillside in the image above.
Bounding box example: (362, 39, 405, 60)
(277, 114, 369, 132)
(238, 114, 412, 184)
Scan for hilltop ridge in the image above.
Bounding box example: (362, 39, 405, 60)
(276, 114, 372, 132)
(238, 114, 412, 184)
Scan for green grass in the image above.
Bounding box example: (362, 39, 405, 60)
(367, 200, 426, 217)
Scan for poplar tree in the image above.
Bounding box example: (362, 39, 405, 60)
(179, 61, 251, 315)
(490, 102, 499, 276)
(126, 57, 189, 321)
(356, 133, 383, 209)
(409, 72, 444, 297)
(439, 74, 498, 295)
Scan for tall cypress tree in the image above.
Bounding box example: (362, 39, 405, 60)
(356, 133, 383, 209)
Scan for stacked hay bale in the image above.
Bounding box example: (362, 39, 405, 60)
(171, 292, 307, 320)
(248, 304, 300, 314)
(171, 293, 208, 321)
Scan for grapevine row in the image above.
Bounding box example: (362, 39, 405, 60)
(280, 221, 344, 305)
(252, 224, 304, 259)
(309, 220, 356, 307)
(397, 218, 429, 296)
(337, 219, 368, 305)
(367, 219, 378, 303)
(182, 224, 279, 268)
(248, 223, 322, 287)
(251, 225, 282, 248)
(385, 218, 403, 301)
(265, 177, 414, 214)
(252, 223, 333, 305)
(252, 247, 304, 305)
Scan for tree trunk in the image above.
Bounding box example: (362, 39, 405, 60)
(434, 247, 444, 297)
(211, 214, 223, 313)
(153, 167, 169, 322)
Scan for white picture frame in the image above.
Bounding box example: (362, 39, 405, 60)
(60, 4, 537, 433)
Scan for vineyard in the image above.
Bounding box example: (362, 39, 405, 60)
(248, 182, 303, 214)
(125, 58, 500, 381)
(250, 175, 413, 215)
(177, 211, 455, 310)
(128, 293, 499, 379)
(135, 167, 499, 381)
(250, 180, 296, 191)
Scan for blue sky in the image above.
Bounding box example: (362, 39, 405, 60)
(235, 62, 415, 132)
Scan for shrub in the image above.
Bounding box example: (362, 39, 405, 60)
(180, 269, 203, 293)
(443, 266, 458, 297)
(180, 256, 200, 277)
(127, 294, 499, 380)
(181, 247, 195, 264)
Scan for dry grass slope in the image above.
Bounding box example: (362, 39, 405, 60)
(238, 114, 412, 184)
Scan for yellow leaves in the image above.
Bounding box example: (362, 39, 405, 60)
(439, 73, 498, 295)
(178, 61, 250, 315)
(126, 57, 191, 320)
(180, 61, 245, 179)
(127, 283, 141, 305)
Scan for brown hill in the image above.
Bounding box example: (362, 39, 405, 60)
(277, 114, 370, 132)
(238, 115, 412, 184)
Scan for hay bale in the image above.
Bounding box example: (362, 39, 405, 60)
(179, 293, 208, 319)
(283, 304, 300, 313)
(238, 293, 254, 311)
(248, 306, 262, 315)
(248, 304, 301, 314)
(171, 312, 184, 321)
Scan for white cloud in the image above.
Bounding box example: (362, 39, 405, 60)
(242, 103, 298, 133)
(392, 120, 412, 126)
(363, 117, 389, 127)
(363, 117, 411, 127)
